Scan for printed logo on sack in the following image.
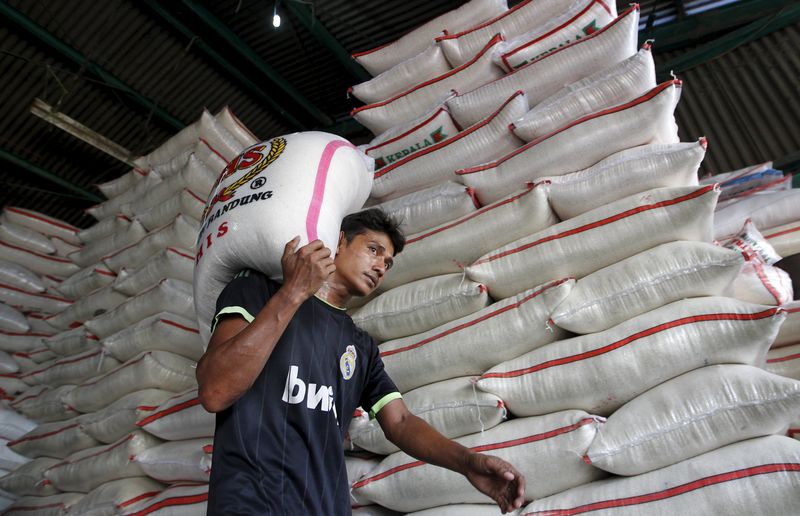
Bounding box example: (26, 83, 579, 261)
(340, 345, 357, 380)
(511, 20, 602, 70)
(374, 126, 449, 170)
(282, 365, 338, 419)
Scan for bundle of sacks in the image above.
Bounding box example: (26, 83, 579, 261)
(0, 106, 262, 515)
(342, 1, 800, 514)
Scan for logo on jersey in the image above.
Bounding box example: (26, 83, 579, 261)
(340, 345, 357, 380)
(282, 365, 337, 418)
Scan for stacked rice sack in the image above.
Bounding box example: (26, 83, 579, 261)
(345, 1, 800, 514)
(0, 106, 257, 515)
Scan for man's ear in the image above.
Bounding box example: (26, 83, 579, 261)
(337, 231, 346, 251)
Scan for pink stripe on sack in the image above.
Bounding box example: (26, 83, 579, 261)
(306, 140, 355, 242)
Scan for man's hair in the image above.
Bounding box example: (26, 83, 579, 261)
(341, 209, 405, 256)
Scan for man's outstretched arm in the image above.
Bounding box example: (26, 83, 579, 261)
(376, 398, 525, 514)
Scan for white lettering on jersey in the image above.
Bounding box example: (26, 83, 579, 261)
(282, 365, 337, 420)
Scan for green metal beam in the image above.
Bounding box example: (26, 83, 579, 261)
(182, 0, 332, 126)
(0, 148, 103, 203)
(282, 1, 370, 82)
(0, 2, 185, 131)
(144, 0, 305, 131)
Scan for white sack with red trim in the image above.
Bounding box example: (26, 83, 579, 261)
(774, 300, 800, 348)
(22, 348, 120, 387)
(0, 284, 71, 314)
(346, 455, 381, 507)
(97, 169, 146, 199)
(44, 430, 161, 493)
(4, 492, 83, 515)
(0, 241, 79, 278)
(351, 273, 490, 342)
(0, 350, 18, 373)
(46, 285, 129, 330)
(715, 174, 792, 211)
(713, 189, 800, 240)
(706, 165, 785, 202)
(0, 219, 56, 255)
(87, 172, 163, 222)
(0, 375, 31, 399)
(353, 411, 605, 512)
(478, 297, 783, 417)
(0, 457, 60, 496)
(512, 44, 654, 141)
(71, 477, 165, 516)
(0, 408, 36, 441)
(522, 435, 800, 516)
(136, 189, 206, 231)
(446, 6, 639, 128)
(467, 185, 718, 300)
(764, 220, 800, 258)
(216, 106, 259, 147)
(194, 132, 373, 343)
(84, 279, 194, 339)
(366, 101, 460, 173)
(81, 389, 173, 445)
(351, 0, 507, 76)
(700, 161, 771, 186)
(587, 364, 800, 476)
(380, 279, 572, 392)
(137, 118, 200, 172)
(352, 44, 452, 104)
(195, 109, 248, 162)
(68, 220, 147, 268)
(0, 304, 28, 334)
(43, 327, 99, 357)
(56, 263, 116, 300)
(369, 181, 477, 236)
(0, 261, 45, 293)
(408, 505, 509, 515)
(724, 221, 793, 306)
(543, 140, 705, 220)
(350, 376, 506, 455)
(64, 350, 196, 414)
(550, 241, 743, 334)
(113, 248, 195, 296)
(352, 36, 505, 135)
(120, 482, 208, 516)
(102, 313, 203, 362)
(381, 185, 555, 290)
(370, 90, 527, 201)
(461, 80, 682, 205)
(133, 438, 212, 483)
(103, 215, 199, 273)
(25, 313, 56, 334)
(0, 331, 52, 354)
(11, 385, 78, 422)
(9, 416, 100, 459)
(495, 0, 617, 72)
(137, 389, 214, 441)
(766, 343, 800, 380)
(77, 215, 131, 244)
(49, 237, 80, 259)
(1, 207, 80, 246)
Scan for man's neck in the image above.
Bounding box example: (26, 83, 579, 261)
(315, 281, 350, 309)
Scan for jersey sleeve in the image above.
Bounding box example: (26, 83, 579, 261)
(360, 338, 401, 419)
(211, 270, 276, 332)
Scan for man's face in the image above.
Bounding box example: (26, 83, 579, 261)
(334, 230, 395, 297)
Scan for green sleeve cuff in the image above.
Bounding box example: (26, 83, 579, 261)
(211, 306, 255, 333)
(369, 392, 402, 419)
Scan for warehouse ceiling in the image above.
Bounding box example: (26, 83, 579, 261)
(0, 0, 797, 228)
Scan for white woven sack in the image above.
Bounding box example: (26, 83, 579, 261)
(408, 505, 509, 515)
(766, 343, 800, 380)
(137, 389, 214, 441)
(65, 351, 197, 414)
(437, 0, 574, 67)
(136, 190, 206, 232)
(366, 104, 461, 173)
(12, 385, 78, 422)
(0, 408, 36, 440)
(352, 36, 506, 135)
(446, 5, 639, 128)
(700, 161, 771, 186)
(196, 109, 247, 162)
(134, 438, 212, 483)
(0, 350, 18, 374)
(0, 241, 79, 278)
(44, 430, 162, 493)
(513, 44, 655, 141)
(352, 0, 507, 76)
(724, 221, 793, 305)
(47, 285, 129, 330)
(216, 106, 258, 147)
(69, 220, 148, 268)
(381, 279, 573, 392)
(87, 172, 162, 222)
(1, 207, 80, 245)
(71, 477, 165, 516)
(715, 174, 792, 210)
(478, 297, 784, 417)
(12, 351, 40, 374)
(25, 313, 56, 334)
(0, 284, 70, 314)
(0, 438, 29, 472)
(0, 220, 56, 255)
(369, 181, 477, 236)
(22, 348, 120, 387)
(551, 241, 743, 334)
(43, 327, 99, 357)
(467, 185, 718, 300)
(9, 416, 100, 458)
(0, 375, 30, 398)
(97, 168, 146, 199)
(0, 330, 52, 353)
(4, 492, 84, 515)
(462, 79, 682, 205)
(49, 236, 80, 258)
(139, 119, 200, 172)
(351, 273, 490, 342)
(0, 304, 28, 333)
(0, 457, 60, 496)
(522, 435, 800, 516)
(353, 411, 604, 512)
(85, 279, 194, 339)
(495, 0, 617, 72)
(714, 189, 800, 240)
(112, 248, 194, 297)
(346, 455, 380, 507)
(194, 133, 373, 344)
(78, 215, 131, 244)
(0, 260, 45, 293)
(120, 482, 208, 516)
(56, 263, 116, 300)
(81, 389, 174, 444)
(103, 215, 199, 273)
(586, 364, 800, 476)
(371, 90, 527, 201)
(102, 313, 203, 362)
(543, 139, 705, 220)
(23, 347, 64, 365)
(764, 221, 800, 258)
(714, 167, 786, 202)
(774, 300, 800, 348)
(351, 44, 452, 104)
(350, 376, 506, 455)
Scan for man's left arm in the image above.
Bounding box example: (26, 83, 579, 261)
(376, 398, 525, 514)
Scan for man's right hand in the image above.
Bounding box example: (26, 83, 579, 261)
(281, 237, 336, 303)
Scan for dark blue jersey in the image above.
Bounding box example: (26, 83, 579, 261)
(206, 270, 400, 515)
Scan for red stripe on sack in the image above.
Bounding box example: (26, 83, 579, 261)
(159, 318, 200, 334)
(79, 353, 148, 387)
(136, 405, 159, 411)
(724, 174, 792, 201)
(167, 247, 195, 260)
(22, 349, 103, 378)
(764, 224, 800, 240)
(11, 388, 49, 406)
(137, 397, 201, 427)
(481, 309, 778, 379)
(125, 493, 209, 516)
(227, 107, 259, 141)
(8, 423, 80, 446)
(407, 183, 535, 244)
(5, 207, 78, 233)
(381, 278, 571, 358)
(1, 331, 52, 337)
(767, 353, 800, 364)
(351, 39, 393, 58)
(466, 186, 481, 208)
(118, 490, 161, 508)
(351, 34, 504, 116)
(366, 106, 449, 154)
(374, 89, 524, 179)
(0, 241, 74, 264)
(353, 418, 595, 489)
(473, 185, 714, 265)
(198, 138, 227, 163)
(459, 79, 678, 176)
(203, 444, 213, 454)
(436, 0, 538, 40)
(95, 267, 116, 277)
(49, 433, 134, 469)
(523, 463, 800, 515)
(185, 189, 205, 203)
